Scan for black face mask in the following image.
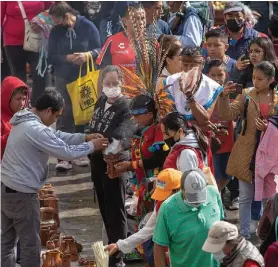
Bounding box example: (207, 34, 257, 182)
(226, 19, 245, 33)
(164, 136, 180, 147)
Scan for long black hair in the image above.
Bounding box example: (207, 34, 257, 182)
(161, 112, 208, 155)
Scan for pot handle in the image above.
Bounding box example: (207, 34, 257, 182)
(42, 253, 46, 261)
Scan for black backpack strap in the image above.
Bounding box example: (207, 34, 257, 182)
(242, 97, 249, 136)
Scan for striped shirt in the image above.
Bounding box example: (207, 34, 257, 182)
(153, 186, 224, 267)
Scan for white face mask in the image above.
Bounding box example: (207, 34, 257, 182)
(102, 86, 121, 98)
(213, 251, 226, 262)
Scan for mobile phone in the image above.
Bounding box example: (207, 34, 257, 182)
(235, 84, 243, 94)
(241, 53, 250, 61)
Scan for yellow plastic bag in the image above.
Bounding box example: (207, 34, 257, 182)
(67, 53, 99, 125)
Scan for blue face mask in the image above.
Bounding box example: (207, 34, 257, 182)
(213, 251, 226, 262)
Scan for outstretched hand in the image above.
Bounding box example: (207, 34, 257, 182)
(104, 243, 119, 256)
(91, 138, 109, 151)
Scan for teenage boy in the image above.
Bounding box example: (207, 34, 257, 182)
(153, 169, 224, 267)
(203, 28, 237, 75)
(1, 89, 109, 267)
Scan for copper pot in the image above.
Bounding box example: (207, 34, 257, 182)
(49, 230, 60, 241)
(42, 249, 63, 267)
(40, 207, 58, 230)
(60, 237, 78, 262)
(40, 207, 55, 221)
(52, 239, 60, 248)
(44, 196, 59, 213)
(104, 154, 122, 179)
(40, 226, 50, 246)
(61, 254, 71, 267)
(46, 240, 55, 250)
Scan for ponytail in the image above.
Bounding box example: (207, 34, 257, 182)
(191, 125, 208, 156)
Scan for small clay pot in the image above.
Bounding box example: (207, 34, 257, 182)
(46, 240, 55, 250)
(40, 207, 55, 221)
(85, 260, 97, 267)
(40, 226, 50, 246)
(52, 239, 60, 248)
(44, 196, 59, 213)
(62, 254, 71, 267)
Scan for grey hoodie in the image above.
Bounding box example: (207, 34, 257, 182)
(1, 109, 94, 193)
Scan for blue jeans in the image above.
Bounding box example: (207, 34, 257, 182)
(251, 199, 262, 221)
(239, 180, 262, 238)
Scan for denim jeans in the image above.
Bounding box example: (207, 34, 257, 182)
(251, 199, 262, 221)
(239, 180, 262, 238)
(1, 184, 41, 267)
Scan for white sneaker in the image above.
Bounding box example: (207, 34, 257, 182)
(250, 220, 258, 235)
(72, 158, 89, 167)
(229, 197, 239, 210)
(56, 161, 72, 171)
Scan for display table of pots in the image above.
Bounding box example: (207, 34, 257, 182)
(39, 183, 88, 267)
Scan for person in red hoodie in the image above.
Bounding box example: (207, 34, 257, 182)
(1, 76, 29, 160)
(1, 76, 29, 264)
(1, 1, 52, 105)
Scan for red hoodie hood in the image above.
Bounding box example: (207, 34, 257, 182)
(1, 76, 29, 118)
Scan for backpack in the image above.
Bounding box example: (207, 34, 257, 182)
(264, 217, 278, 267)
(167, 2, 213, 37)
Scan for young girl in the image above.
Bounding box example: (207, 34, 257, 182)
(231, 37, 278, 88)
(161, 112, 209, 173)
(218, 61, 278, 239)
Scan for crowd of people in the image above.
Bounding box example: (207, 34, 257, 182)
(1, 1, 278, 267)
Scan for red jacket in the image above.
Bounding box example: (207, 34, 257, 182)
(1, 1, 53, 46)
(163, 144, 204, 170)
(1, 76, 29, 159)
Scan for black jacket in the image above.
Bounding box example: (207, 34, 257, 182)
(89, 95, 136, 149)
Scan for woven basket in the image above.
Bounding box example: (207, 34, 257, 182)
(104, 154, 122, 179)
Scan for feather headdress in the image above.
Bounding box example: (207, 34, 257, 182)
(120, 4, 176, 118)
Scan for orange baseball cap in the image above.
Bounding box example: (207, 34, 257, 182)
(151, 168, 182, 201)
